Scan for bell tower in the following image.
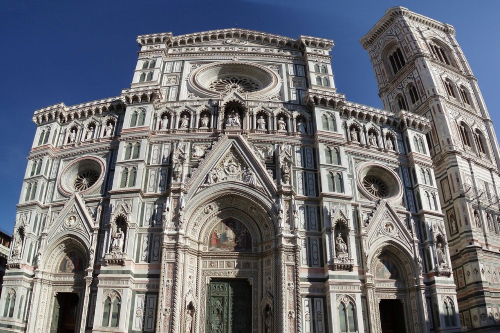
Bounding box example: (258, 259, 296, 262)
(362, 7, 500, 331)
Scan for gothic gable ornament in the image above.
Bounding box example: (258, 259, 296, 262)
(46, 193, 95, 248)
(185, 135, 276, 196)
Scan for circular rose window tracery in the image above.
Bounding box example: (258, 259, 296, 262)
(209, 76, 260, 94)
(357, 162, 403, 203)
(74, 170, 100, 191)
(189, 62, 281, 98)
(363, 176, 388, 198)
(58, 156, 105, 196)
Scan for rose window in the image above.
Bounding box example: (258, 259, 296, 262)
(209, 76, 260, 93)
(74, 170, 100, 191)
(58, 156, 105, 196)
(362, 176, 388, 198)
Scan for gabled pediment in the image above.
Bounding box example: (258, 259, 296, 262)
(46, 193, 95, 247)
(185, 135, 276, 198)
(366, 200, 413, 252)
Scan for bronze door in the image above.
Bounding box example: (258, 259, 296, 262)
(206, 279, 252, 333)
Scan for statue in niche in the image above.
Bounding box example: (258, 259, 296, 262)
(350, 127, 358, 142)
(257, 115, 266, 130)
(474, 212, 481, 228)
(449, 214, 458, 234)
(69, 129, 76, 143)
(226, 109, 241, 127)
(297, 119, 306, 134)
(172, 142, 186, 181)
(179, 115, 189, 129)
(335, 233, 348, 256)
(368, 132, 377, 146)
(111, 226, 125, 253)
(436, 243, 447, 267)
(386, 136, 394, 150)
(11, 230, 23, 259)
(263, 304, 273, 333)
(185, 303, 195, 333)
(106, 122, 114, 137)
(200, 114, 209, 128)
(86, 126, 95, 140)
(161, 116, 169, 130)
(141, 236, 149, 261)
(278, 117, 286, 131)
(279, 144, 292, 184)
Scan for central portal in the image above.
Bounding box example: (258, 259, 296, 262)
(206, 279, 252, 333)
(379, 299, 406, 333)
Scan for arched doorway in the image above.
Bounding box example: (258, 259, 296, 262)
(367, 246, 424, 333)
(32, 237, 88, 333)
(177, 190, 281, 333)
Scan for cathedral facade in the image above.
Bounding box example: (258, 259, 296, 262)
(1, 6, 497, 333)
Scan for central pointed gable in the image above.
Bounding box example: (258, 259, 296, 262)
(185, 134, 277, 197)
(46, 193, 95, 247)
(365, 200, 414, 254)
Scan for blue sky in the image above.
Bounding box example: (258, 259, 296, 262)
(0, 0, 499, 234)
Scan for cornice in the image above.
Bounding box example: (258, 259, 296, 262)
(33, 97, 125, 126)
(137, 29, 334, 51)
(361, 6, 455, 49)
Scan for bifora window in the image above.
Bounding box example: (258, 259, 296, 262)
(388, 48, 406, 74)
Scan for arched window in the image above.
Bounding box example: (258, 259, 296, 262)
(323, 77, 329, 87)
(149, 60, 156, 68)
(420, 169, 427, 184)
(146, 72, 153, 81)
(458, 122, 471, 147)
(333, 148, 341, 165)
(3, 290, 15, 318)
(459, 86, 471, 105)
(130, 111, 138, 127)
(30, 161, 37, 176)
(314, 64, 320, 72)
(430, 42, 451, 66)
(111, 297, 121, 327)
(335, 173, 344, 193)
(128, 167, 137, 187)
(25, 184, 32, 201)
(427, 170, 433, 186)
(321, 65, 327, 73)
(413, 136, 426, 154)
(474, 130, 487, 155)
(125, 143, 132, 160)
(329, 115, 336, 131)
(328, 172, 335, 192)
(120, 168, 128, 188)
(444, 79, 456, 98)
(408, 84, 419, 104)
(138, 109, 146, 126)
(43, 129, 50, 144)
(396, 94, 408, 111)
(322, 115, 329, 130)
(325, 148, 333, 164)
(316, 76, 322, 86)
(38, 131, 45, 146)
(102, 297, 112, 326)
(142, 61, 149, 69)
(388, 47, 406, 74)
(139, 73, 146, 82)
(30, 183, 37, 200)
(443, 298, 456, 327)
(339, 300, 357, 332)
(132, 143, 140, 159)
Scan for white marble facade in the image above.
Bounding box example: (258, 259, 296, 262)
(11, 7, 500, 333)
